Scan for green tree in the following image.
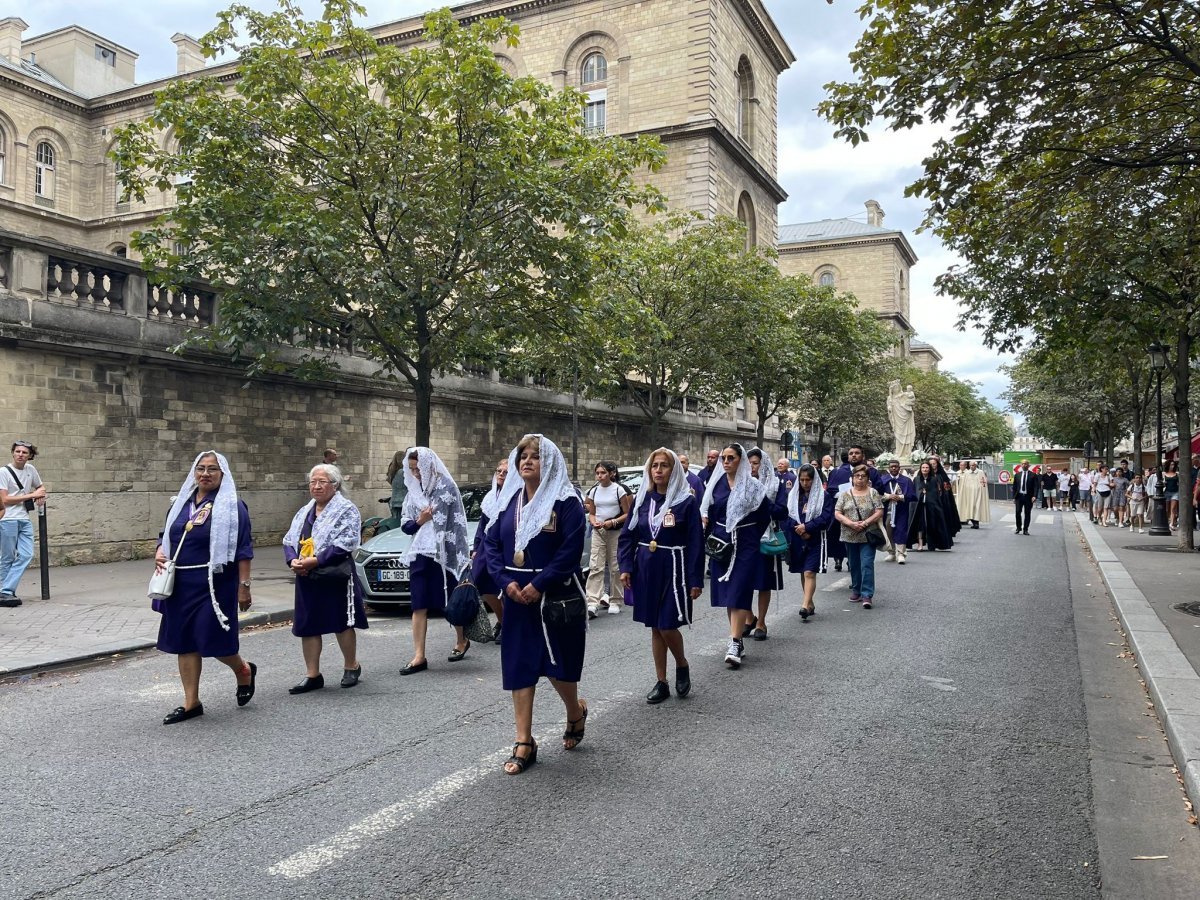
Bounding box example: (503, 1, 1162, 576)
(114, 2, 664, 446)
(581, 215, 764, 446)
(820, 0, 1200, 547)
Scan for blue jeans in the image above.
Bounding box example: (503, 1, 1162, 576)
(0, 518, 34, 596)
(846, 541, 876, 599)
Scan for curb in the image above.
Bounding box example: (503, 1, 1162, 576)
(0, 607, 295, 679)
(1073, 512, 1200, 806)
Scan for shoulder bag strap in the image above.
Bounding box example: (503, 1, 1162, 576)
(4, 465, 24, 491)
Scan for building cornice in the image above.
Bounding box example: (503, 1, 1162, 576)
(779, 232, 919, 267)
(632, 118, 788, 204)
(727, 0, 795, 72)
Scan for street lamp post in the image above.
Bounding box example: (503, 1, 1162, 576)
(1148, 342, 1171, 537)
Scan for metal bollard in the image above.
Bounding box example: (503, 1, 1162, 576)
(38, 502, 49, 601)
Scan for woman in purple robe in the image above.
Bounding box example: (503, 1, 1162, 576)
(153, 450, 255, 725)
(284, 464, 368, 693)
(744, 447, 790, 641)
(699, 442, 771, 670)
(484, 434, 587, 775)
(618, 448, 704, 704)
(786, 464, 834, 621)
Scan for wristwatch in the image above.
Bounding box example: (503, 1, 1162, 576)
(239, 579, 252, 588)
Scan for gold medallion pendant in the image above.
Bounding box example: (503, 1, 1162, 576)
(514, 549, 526, 566)
(648, 540, 658, 553)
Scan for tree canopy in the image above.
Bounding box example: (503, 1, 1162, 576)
(114, 1, 665, 445)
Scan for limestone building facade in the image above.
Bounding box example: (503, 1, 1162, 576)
(777, 200, 920, 355)
(0, 2, 794, 562)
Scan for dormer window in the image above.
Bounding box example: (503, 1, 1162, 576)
(95, 44, 117, 67)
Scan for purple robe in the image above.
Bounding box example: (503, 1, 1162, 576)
(706, 477, 771, 610)
(617, 492, 704, 630)
(877, 473, 916, 546)
(285, 507, 368, 637)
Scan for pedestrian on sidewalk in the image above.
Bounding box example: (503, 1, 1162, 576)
(153, 451, 256, 725)
(1040, 467, 1058, 510)
(834, 465, 885, 609)
(385, 450, 409, 522)
(583, 461, 632, 618)
(1093, 465, 1113, 526)
(618, 448, 703, 704)
(1163, 460, 1181, 530)
(0, 440, 46, 606)
(1127, 474, 1147, 532)
(788, 464, 834, 619)
(398, 447, 472, 674)
(1012, 461, 1037, 535)
(700, 442, 771, 669)
(1057, 468, 1070, 511)
(483, 434, 588, 775)
(1067, 470, 1080, 510)
(1078, 467, 1093, 514)
(284, 463, 368, 694)
(1112, 466, 1130, 527)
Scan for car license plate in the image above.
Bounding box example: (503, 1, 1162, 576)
(377, 569, 409, 583)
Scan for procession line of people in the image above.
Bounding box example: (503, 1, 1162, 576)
(147, 438, 994, 778)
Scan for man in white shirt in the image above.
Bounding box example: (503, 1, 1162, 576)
(1057, 469, 1071, 511)
(1078, 468, 1094, 514)
(0, 440, 47, 606)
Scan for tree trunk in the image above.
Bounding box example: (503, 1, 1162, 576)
(413, 361, 433, 448)
(1173, 325, 1194, 550)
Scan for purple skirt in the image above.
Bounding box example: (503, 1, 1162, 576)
(293, 574, 368, 637)
(409, 555, 457, 612)
(156, 568, 239, 658)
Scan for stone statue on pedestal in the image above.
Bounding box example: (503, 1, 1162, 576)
(887, 380, 916, 462)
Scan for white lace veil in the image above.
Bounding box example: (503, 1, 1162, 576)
(283, 469, 361, 556)
(400, 447, 471, 578)
(161, 450, 240, 573)
(626, 448, 691, 532)
(486, 434, 580, 554)
(480, 462, 506, 522)
(788, 464, 826, 523)
(699, 443, 767, 527)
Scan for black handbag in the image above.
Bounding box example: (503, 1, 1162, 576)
(541, 575, 587, 627)
(446, 579, 482, 627)
(311, 557, 354, 581)
(704, 534, 733, 565)
(865, 529, 887, 551)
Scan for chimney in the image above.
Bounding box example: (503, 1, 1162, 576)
(865, 199, 884, 227)
(171, 33, 205, 74)
(0, 17, 27, 65)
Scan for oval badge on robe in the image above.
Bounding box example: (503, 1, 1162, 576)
(192, 506, 212, 526)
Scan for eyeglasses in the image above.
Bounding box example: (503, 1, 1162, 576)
(309, 480, 333, 487)
(195, 466, 221, 474)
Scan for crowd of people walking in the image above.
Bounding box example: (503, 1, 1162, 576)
(145, 437, 1009, 778)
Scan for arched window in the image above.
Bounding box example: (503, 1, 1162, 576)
(110, 244, 127, 258)
(581, 52, 607, 86)
(819, 271, 835, 287)
(0, 126, 6, 184)
(35, 142, 56, 200)
(736, 192, 757, 250)
(736, 57, 755, 144)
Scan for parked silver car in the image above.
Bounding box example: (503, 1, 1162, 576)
(353, 484, 591, 611)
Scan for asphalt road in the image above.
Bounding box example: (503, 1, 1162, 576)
(2, 509, 1194, 898)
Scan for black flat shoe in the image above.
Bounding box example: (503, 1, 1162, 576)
(163, 703, 203, 725)
(340, 666, 361, 688)
(400, 660, 428, 676)
(834, 562, 843, 572)
(752, 627, 768, 641)
(289, 674, 324, 694)
(799, 605, 812, 621)
(448, 641, 470, 662)
(675, 665, 691, 698)
(236, 661, 257, 707)
(492, 622, 503, 641)
(646, 680, 670, 704)
(740, 615, 758, 638)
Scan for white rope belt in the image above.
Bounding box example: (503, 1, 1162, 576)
(174, 564, 231, 632)
(637, 542, 691, 625)
(713, 521, 754, 583)
(504, 564, 579, 666)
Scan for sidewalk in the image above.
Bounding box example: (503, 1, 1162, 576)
(1072, 510, 1200, 809)
(0, 555, 298, 676)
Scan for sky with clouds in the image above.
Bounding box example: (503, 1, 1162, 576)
(21, 0, 1014, 410)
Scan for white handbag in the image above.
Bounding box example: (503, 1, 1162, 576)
(148, 519, 193, 600)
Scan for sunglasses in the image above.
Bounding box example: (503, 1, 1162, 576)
(720, 455, 739, 462)
(13, 441, 32, 448)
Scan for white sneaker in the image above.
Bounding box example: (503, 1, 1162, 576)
(724, 639, 741, 668)
(587, 603, 599, 619)
(1139, 528, 1146, 533)
(885, 552, 896, 562)
(599, 592, 611, 607)
(607, 603, 622, 615)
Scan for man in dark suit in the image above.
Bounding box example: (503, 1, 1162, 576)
(1012, 461, 1037, 534)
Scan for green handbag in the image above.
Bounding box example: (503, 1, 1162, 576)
(760, 523, 789, 556)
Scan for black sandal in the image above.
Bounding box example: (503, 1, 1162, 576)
(504, 740, 538, 774)
(563, 700, 589, 750)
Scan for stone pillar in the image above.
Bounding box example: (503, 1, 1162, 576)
(11, 246, 46, 298)
(0, 17, 26, 65)
(171, 33, 205, 74)
(124, 271, 147, 317)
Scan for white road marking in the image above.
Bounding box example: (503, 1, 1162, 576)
(821, 576, 850, 592)
(1000, 513, 1016, 522)
(269, 697, 617, 879)
(920, 675, 957, 692)
(1036, 514, 1054, 524)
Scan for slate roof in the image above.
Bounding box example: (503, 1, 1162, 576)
(0, 54, 78, 95)
(778, 218, 899, 245)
